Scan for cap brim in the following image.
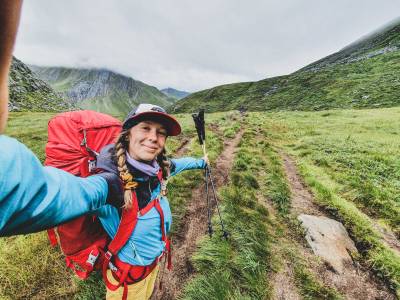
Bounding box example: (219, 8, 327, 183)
(123, 111, 181, 136)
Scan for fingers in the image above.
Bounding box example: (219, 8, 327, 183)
(203, 153, 210, 166)
(0, 0, 23, 134)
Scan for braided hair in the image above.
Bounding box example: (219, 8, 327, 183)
(114, 129, 170, 208)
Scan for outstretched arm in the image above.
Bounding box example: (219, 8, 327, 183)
(169, 157, 206, 177)
(0, 136, 109, 236)
(0, 0, 22, 133)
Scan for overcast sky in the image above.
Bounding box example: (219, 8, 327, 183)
(14, 0, 400, 92)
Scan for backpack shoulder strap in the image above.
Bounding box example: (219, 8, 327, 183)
(108, 190, 139, 255)
(102, 190, 139, 292)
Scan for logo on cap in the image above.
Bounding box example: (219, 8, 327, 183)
(135, 104, 166, 115)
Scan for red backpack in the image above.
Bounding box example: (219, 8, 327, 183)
(44, 110, 171, 299)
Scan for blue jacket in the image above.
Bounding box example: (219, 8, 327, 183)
(0, 135, 108, 236)
(95, 144, 206, 265)
(0, 135, 205, 267)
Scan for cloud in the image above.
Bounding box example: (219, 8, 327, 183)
(14, 0, 400, 91)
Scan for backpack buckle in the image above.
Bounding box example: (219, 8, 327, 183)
(88, 159, 96, 173)
(86, 251, 99, 267)
(105, 250, 113, 261)
(109, 261, 118, 273)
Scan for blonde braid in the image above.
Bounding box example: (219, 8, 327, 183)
(115, 130, 138, 209)
(157, 148, 170, 179)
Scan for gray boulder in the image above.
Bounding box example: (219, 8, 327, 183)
(298, 214, 358, 274)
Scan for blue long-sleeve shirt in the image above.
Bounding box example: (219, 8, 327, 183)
(0, 135, 108, 236)
(0, 135, 206, 268)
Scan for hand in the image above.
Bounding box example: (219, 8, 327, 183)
(203, 153, 210, 167)
(96, 172, 124, 208)
(163, 158, 171, 168)
(0, 0, 23, 134)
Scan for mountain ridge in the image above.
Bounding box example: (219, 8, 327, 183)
(9, 58, 73, 112)
(30, 66, 175, 115)
(173, 17, 400, 113)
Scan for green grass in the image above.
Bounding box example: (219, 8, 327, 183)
(246, 117, 342, 299)
(4, 112, 56, 162)
(182, 119, 343, 299)
(181, 128, 273, 300)
(255, 107, 400, 296)
(263, 108, 400, 236)
(298, 163, 400, 296)
(293, 263, 342, 300)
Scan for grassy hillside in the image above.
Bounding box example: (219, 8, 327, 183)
(9, 58, 72, 112)
(173, 18, 400, 113)
(30, 66, 175, 115)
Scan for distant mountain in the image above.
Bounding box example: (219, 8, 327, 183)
(173, 17, 400, 113)
(9, 57, 72, 112)
(161, 88, 190, 100)
(30, 66, 175, 115)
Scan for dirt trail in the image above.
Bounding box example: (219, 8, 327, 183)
(256, 196, 301, 300)
(280, 154, 322, 217)
(371, 221, 400, 255)
(271, 263, 301, 300)
(279, 153, 396, 300)
(173, 137, 191, 157)
(153, 129, 244, 300)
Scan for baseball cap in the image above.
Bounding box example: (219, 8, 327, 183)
(122, 103, 181, 136)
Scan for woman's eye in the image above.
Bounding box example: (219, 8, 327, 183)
(158, 131, 167, 137)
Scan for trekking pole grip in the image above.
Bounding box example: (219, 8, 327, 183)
(192, 109, 205, 145)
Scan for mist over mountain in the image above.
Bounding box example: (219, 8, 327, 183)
(8, 58, 73, 112)
(300, 16, 400, 72)
(30, 66, 175, 115)
(173, 17, 400, 113)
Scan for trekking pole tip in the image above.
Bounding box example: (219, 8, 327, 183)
(208, 224, 213, 237)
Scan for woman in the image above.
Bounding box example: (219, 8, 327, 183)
(1, 102, 206, 299)
(95, 103, 207, 299)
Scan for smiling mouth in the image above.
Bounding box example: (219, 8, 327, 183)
(143, 145, 158, 151)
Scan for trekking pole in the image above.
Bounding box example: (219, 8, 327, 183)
(192, 110, 213, 236)
(206, 166, 229, 239)
(204, 164, 213, 237)
(192, 110, 228, 239)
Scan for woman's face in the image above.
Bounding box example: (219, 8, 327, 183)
(128, 120, 167, 162)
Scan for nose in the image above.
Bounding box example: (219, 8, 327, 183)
(148, 128, 158, 142)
